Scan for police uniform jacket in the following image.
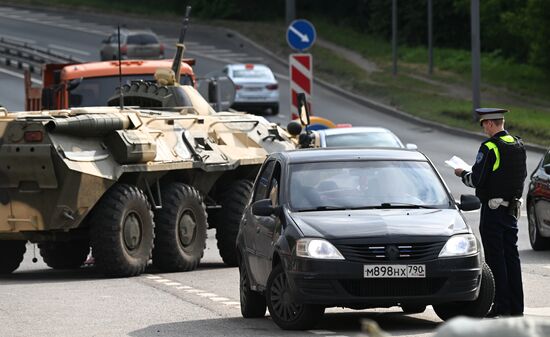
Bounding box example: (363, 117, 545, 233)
(461, 130, 527, 203)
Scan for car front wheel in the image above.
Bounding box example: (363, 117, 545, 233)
(266, 264, 324, 330)
(433, 262, 495, 321)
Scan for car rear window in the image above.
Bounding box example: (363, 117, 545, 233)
(325, 132, 402, 148)
(127, 34, 159, 45)
(289, 160, 451, 211)
(232, 68, 272, 79)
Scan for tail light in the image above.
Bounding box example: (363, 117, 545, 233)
(291, 113, 299, 120)
(159, 43, 165, 55)
(24, 131, 43, 142)
(120, 44, 128, 55)
(235, 85, 243, 90)
(266, 84, 278, 90)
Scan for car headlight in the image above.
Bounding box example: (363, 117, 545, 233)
(438, 234, 478, 257)
(295, 238, 345, 260)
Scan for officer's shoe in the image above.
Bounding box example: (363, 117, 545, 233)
(486, 306, 510, 319)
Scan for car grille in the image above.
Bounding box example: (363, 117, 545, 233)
(340, 278, 446, 297)
(333, 241, 446, 262)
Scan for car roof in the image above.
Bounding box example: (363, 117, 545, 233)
(277, 148, 427, 164)
(115, 29, 156, 35)
(316, 126, 397, 136)
(226, 64, 271, 71)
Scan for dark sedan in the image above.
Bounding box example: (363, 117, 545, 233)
(236, 148, 495, 330)
(527, 148, 550, 250)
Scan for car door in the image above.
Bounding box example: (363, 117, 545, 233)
(243, 159, 275, 284)
(254, 162, 283, 285)
(533, 151, 550, 233)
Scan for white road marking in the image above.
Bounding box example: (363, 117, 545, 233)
(165, 282, 182, 286)
(308, 330, 336, 335)
(525, 307, 550, 316)
(154, 279, 171, 283)
(176, 286, 193, 290)
(197, 293, 218, 297)
(543, 266, 550, 270)
(145, 275, 161, 279)
(0, 34, 36, 44)
(210, 297, 230, 302)
(184, 289, 204, 293)
(48, 44, 91, 56)
(0, 67, 41, 84)
(222, 301, 240, 306)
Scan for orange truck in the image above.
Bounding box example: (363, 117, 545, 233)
(25, 59, 196, 111)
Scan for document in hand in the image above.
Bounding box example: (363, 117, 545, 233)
(445, 156, 472, 171)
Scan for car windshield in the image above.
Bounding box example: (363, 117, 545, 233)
(68, 74, 193, 107)
(288, 160, 451, 211)
(232, 68, 272, 79)
(325, 131, 402, 148)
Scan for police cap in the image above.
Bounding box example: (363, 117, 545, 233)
(476, 108, 507, 126)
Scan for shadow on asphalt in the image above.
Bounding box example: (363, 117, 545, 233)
(129, 311, 439, 337)
(0, 266, 101, 284)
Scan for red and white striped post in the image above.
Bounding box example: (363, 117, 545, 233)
(289, 53, 312, 119)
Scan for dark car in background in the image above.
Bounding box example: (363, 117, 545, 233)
(527, 148, 550, 250)
(100, 29, 164, 61)
(236, 148, 494, 330)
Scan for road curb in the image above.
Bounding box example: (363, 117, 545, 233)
(222, 27, 547, 154)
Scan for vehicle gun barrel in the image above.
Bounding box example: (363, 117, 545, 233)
(171, 5, 192, 83)
(45, 114, 131, 136)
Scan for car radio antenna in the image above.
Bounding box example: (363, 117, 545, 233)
(117, 24, 124, 110)
(171, 5, 192, 84)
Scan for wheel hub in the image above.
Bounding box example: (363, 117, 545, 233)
(179, 210, 197, 246)
(123, 212, 142, 251)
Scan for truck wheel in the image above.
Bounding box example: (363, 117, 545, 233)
(90, 184, 154, 277)
(270, 104, 279, 116)
(528, 202, 550, 250)
(215, 179, 253, 267)
(152, 183, 207, 272)
(433, 262, 495, 321)
(38, 240, 89, 269)
(266, 264, 324, 330)
(0, 240, 26, 274)
(239, 261, 266, 318)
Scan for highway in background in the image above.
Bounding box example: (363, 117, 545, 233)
(0, 5, 549, 337)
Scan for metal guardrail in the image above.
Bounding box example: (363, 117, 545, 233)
(0, 37, 84, 74)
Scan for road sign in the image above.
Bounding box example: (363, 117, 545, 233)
(289, 53, 312, 118)
(286, 19, 316, 51)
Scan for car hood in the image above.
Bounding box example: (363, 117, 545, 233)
(288, 209, 469, 239)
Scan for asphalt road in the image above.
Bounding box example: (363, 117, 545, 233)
(0, 5, 549, 337)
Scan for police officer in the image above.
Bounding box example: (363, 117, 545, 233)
(454, 108, 527, 317)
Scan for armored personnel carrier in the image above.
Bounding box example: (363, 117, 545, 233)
(0, 7, 295, 277)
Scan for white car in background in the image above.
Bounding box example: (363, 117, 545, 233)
(315, 127, 417, 149)
(223, 64, 279, 115)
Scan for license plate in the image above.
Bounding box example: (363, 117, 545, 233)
(364, 264, 426, 278)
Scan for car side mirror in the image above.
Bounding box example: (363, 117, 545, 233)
(405, 143, 418, 150)
(544, 163, 550, 175)
(252, 199, 280, 217)
(458, 194, 480, 211)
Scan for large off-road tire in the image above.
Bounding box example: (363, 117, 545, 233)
(152, 183, 207, 272)
(0, 240, 26, 274)
(215, 179, 253, 267)
(528, 201, 550, 250)
(90, 184, 154, 277)
(38, 240, 89, 269)
(401, 304, 426, 314)
(239, 261, 266, 318)
(266, 264, 324, 330)
(433, 262, 495, 321)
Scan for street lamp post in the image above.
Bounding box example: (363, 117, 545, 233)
(392, 0, 398, 76)
(428, 0, 433, 75)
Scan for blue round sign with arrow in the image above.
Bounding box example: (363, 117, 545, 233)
(286, 19, 316, 51)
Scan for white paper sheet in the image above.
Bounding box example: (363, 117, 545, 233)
(445, 155, 472, 171)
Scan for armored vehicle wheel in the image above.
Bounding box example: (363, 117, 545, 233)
(266, 264, 324, 330)
(239, 261, 266, 318)
(433, 263, 495, 321)
(215, 179, 253, 267)
(90, 184, 154, 277)
(0, 240, 26, 274)
(401, 304, 426, 314)
(38, 240, 89, 269)
(152, 183, 207, 272)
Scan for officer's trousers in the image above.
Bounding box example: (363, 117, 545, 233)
(480, 204, 524, 315)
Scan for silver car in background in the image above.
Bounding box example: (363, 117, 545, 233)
(100, 29, 164, 61)
(223, 64, 279, 115)
(315, 127, 417, 149)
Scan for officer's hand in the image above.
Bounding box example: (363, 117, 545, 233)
(454, 168, 464, 177)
